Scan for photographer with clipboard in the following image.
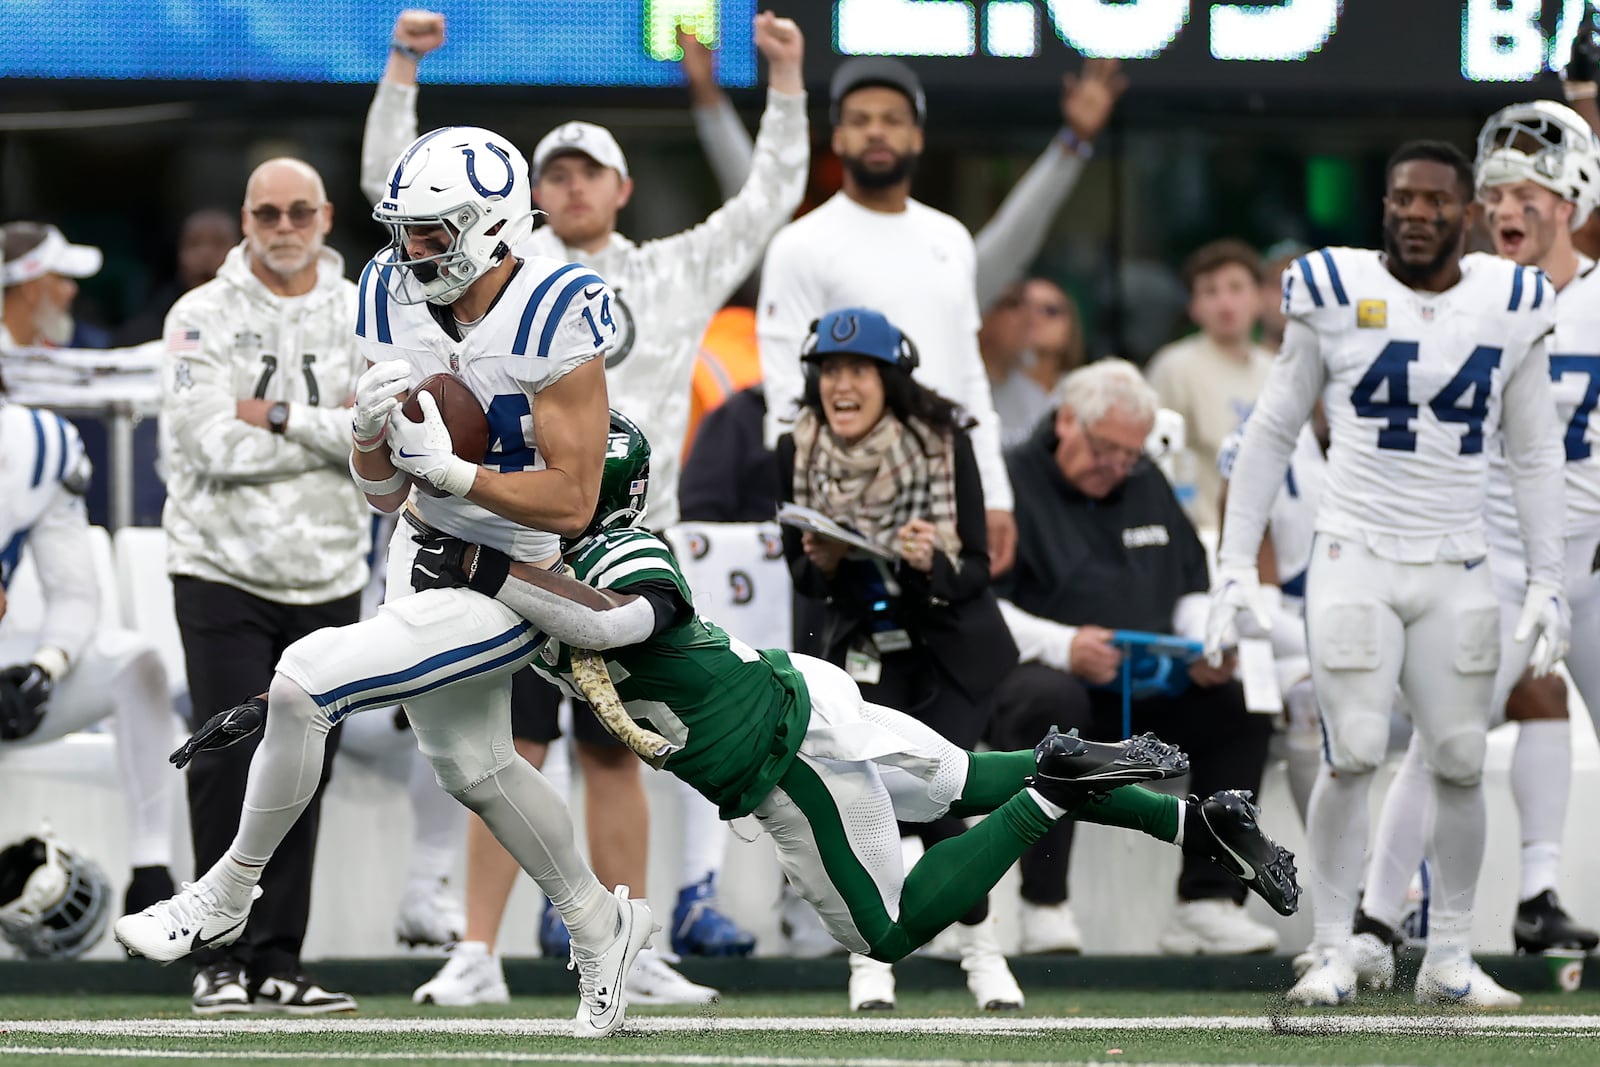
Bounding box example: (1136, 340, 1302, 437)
(776, 308, 1022, 1013)
(989, 359, 1277, 957)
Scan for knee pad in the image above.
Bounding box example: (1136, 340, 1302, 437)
(1325, 711, 1389, 775)
(1428, 727, 1488, 786)
(406, 704, 517, 796)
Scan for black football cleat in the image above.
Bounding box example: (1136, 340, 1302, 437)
(1515, 889, 1600, 953)
(1185, 790, 1300, 917)
(1026, 726, 1189, 810)
(170, 697, 268, 769)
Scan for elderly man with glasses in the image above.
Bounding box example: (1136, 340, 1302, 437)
(989, 357, 1277, 958)
(158, 156, 368, 1016)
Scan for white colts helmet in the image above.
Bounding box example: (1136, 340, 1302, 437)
(0, 833, 111, 959)
(1476, 100, 1600, 230)
(373, 126, 536, 305)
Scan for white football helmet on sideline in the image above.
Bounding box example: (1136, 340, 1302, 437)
(1476, 100, 1600, 229)
(373, 126, 537, 306)
(0, 831, 111, 959)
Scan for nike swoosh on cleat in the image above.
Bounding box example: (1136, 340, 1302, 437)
(1440, 982, 1472, 999)
(1209, 830, 1257, 882)
(190, 916, 247, 952)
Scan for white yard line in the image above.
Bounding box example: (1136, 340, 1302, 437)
(2, 1014, 1598, 1038)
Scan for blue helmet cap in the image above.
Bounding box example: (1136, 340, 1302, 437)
(801, 307, 919, 374)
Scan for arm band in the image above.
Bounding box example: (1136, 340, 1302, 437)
(349, 453, 409, 496)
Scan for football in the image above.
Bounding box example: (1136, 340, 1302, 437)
(398, 373, 490, 498)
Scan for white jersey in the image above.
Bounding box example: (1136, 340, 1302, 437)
(1218, 421, 1324, 601)
(0, 403, 98, 661)
(354, 252, 618, 562)
(1486, 256, 1600, 543)
(1219, 247, 1565, 588)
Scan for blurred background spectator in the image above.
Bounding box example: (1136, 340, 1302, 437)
(113, 209, 239, 347)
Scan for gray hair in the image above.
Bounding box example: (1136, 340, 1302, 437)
(1054, 357, 1158, 428)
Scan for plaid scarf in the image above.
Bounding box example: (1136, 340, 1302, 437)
(791, 408, 962, 564)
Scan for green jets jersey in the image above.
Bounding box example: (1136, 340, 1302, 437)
(528, 527, 810, 819)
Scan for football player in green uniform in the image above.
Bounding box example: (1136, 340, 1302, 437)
(406, 412, 1300, 963)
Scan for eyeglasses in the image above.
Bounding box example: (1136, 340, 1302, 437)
(1081, 424, 1143, 472)
(247, 202, 323, 228)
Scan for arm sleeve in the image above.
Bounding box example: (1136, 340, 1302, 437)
(160, 307, 326, 483)
(360, 81, 420, 206)
(997, 599, 1077, 672)
(758, 228, 825, 448)
(1501, 336, 1568, 588)
(973, 139, 1086, 311)
(644, 90, 809, 320)
(693, 96, 755, 199)
(494, 574, 660, 650)
(28, 493, 100, 665)
(921, 432, 996, 603)
(1215, 319, 1326, 572)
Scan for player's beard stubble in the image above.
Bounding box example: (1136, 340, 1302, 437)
(841, 149, 920, 190)
(1382, 210, 1466, 289)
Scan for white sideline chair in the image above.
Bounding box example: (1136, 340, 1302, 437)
(112, 525, 188, 703)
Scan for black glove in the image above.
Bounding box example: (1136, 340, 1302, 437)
(170, 696, 267, 769)
(1567, 1, 1600, 83)
(411, 534, 511, 596)
(0, 664, 54, 741)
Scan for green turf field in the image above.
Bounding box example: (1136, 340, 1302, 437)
(4, 990, 1599, 1066)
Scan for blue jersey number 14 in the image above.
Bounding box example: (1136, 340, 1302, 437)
(1351, 341, 1503, 455)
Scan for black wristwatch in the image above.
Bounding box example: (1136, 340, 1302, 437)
(267, 401, 290, 435)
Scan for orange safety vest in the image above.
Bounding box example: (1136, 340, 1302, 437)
(682, 306, 763, 460)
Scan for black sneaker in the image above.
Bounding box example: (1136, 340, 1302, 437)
(1184, 790, 1301, 917)
(123, 865, 176, 916)
(250, 973, 358, 1015)
(1515, 889, 1600, 953)
(1026, 726, 1189, 810)
(191, 962, 251, 1016)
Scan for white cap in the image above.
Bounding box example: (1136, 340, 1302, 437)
(1, 223, 103, 287)
(531, 121, 630, 181)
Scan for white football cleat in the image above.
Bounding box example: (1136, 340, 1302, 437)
(1157, 899, 1279, 955)
(413, 942, 509, 1006)
(1291, 942, 1322, 980)
(114, 881, 261, 964)
(395, 877, 465, 949)
(1348, 932, 1396, 991)
(960, 915, 1025, 1011)
(1286, 948, 1358, 1007)
(1018, 900, 1084, 955)
(847, 952, 896, 1011)
(570, 886, 655, 1039)
(626, 947, 719, 1005)
(1414, 957, 1523, 1009)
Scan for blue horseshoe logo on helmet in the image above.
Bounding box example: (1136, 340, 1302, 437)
(462, 143, 515, 198)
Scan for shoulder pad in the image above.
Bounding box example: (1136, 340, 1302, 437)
(1281, 247, 1356, 322)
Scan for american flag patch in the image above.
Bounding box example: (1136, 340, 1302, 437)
(629, 479, 646, 495)
(168, 329, 201, 353)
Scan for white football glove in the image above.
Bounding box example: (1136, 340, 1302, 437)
(387, 391, 478, 497)
(352, 360, 412, 451)
(1514, 579, 1571, 677)
(1204, 565, 1274, 668)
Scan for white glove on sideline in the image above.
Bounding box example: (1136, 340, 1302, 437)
(388, 391, 478, 497)
(1514, 579, 1571, 677)
(353, 360, 412, 451)
(1204, 566, 1274, 667)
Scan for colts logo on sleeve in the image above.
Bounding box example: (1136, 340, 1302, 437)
(1356, 300, 1387, 329)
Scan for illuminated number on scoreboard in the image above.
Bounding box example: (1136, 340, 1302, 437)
(837, 0, 975, 57)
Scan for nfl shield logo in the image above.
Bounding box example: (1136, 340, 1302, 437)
(1329, 541, 1342, 560)
(1420, 306, 1435, 321)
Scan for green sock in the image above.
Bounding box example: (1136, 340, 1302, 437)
(878, 792, 1054, 961)
(1071, 785, 1180, 842)
(947, 749, 1035, 818)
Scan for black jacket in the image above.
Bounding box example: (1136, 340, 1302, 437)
(679, 386, 780, 523)
(997, 415, 1209, 633)
(777, 426, 1018, 702)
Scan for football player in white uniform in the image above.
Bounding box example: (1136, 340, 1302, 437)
(117, 128, 653, 1038)
(1357, 103, 1600, 963)
(1208, 141, 1570, 1008)
(0, 401, 178, 914)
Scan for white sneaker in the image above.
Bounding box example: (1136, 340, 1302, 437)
(570, 886, 655, 1039)
(1291, 941, 1322, 980)
(395, 878, 465, 949)
(1018, 901, 1083, 955)
(959, 916, 1024, 1010)
(626, 947, 719, 1005)
(1287, 947, 1358, 1007)
(1157, 899, 1279, 955)
(413, 942, 509, 1006)
(114, 881, 261, 964)
(1415, 957, 1523, 1009)
(1348, 932, 1395, 991)
(848, 952, 895, 1011)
